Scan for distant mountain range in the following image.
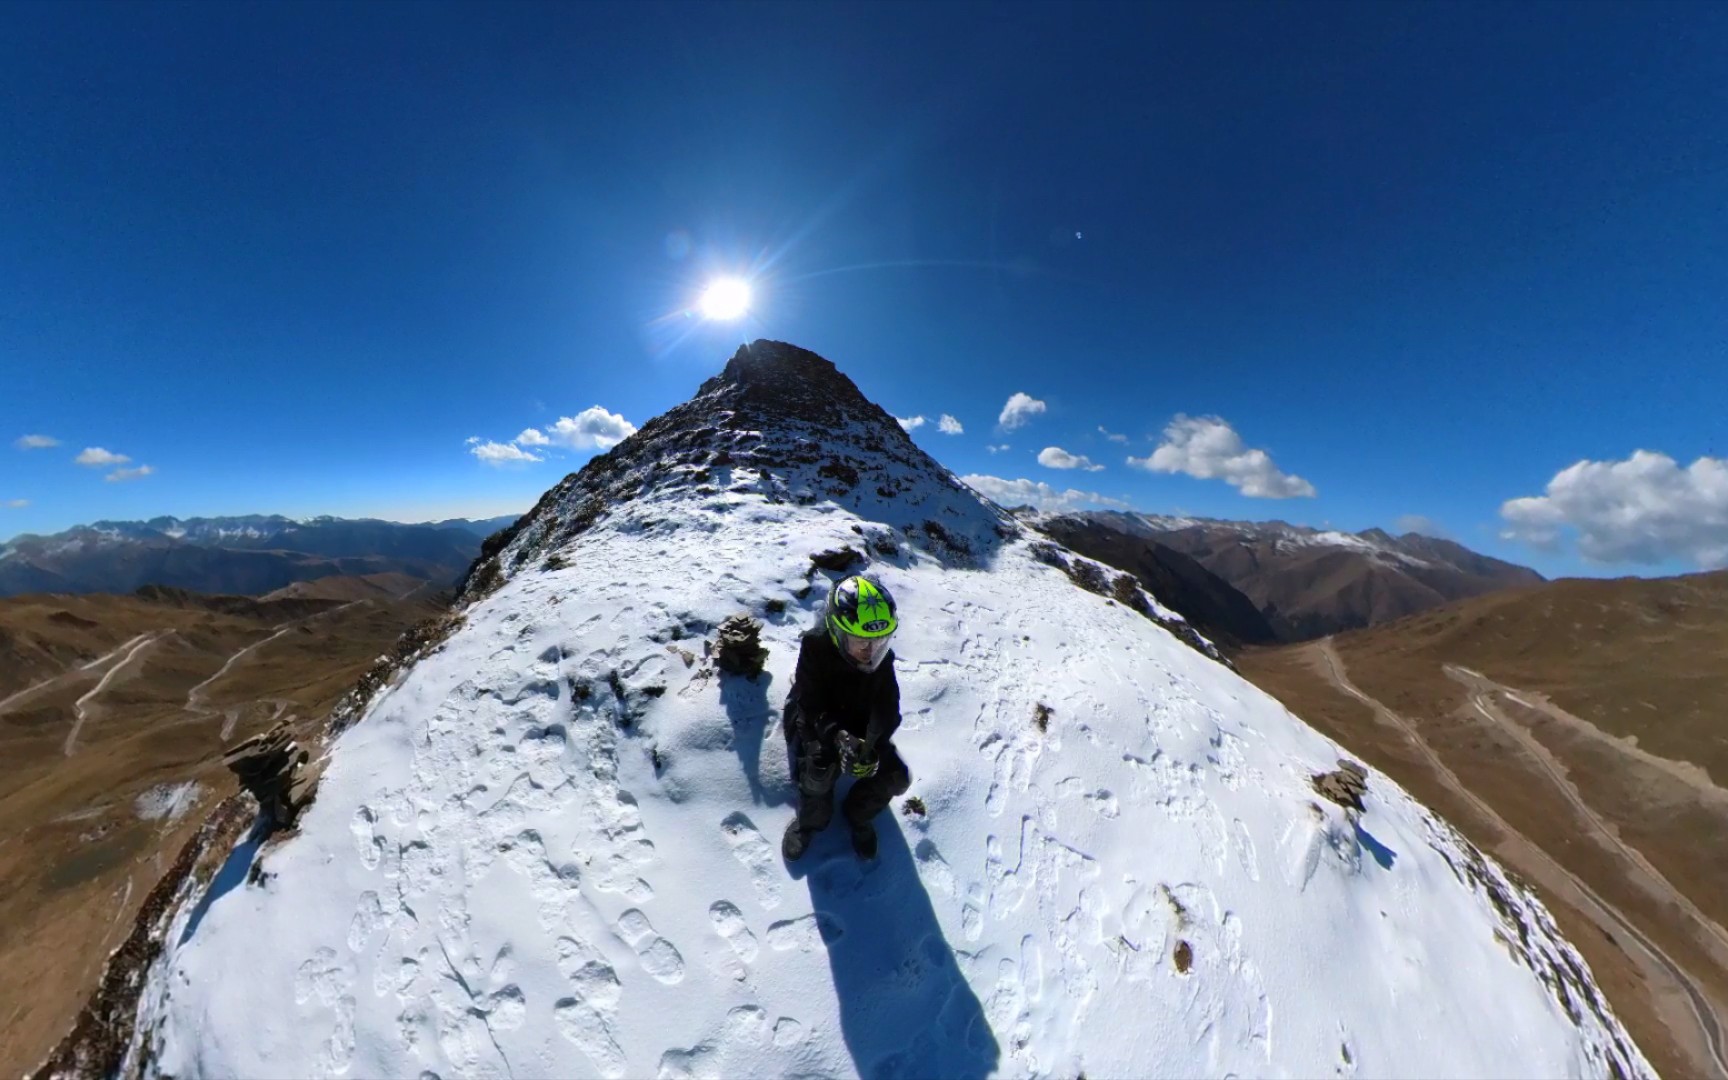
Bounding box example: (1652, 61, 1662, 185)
(0, 514, 519, 598)
(1022, 510, 1543, 643)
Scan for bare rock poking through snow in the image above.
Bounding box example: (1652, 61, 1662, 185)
(119, 340, 1652, 1080)
(1312, 759, 1370, 814)
(221, 721, 311, 828)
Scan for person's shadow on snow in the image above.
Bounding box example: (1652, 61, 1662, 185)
(788, 809, 1000, 1080)
(720, 670, 792, 806)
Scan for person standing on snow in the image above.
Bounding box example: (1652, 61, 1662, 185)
(781, 573, 909, 861)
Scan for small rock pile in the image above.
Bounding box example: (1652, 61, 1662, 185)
(714, 614, 769, 678)
(808, 545, 862, 572)
(223, 721, 315, 828)
(1312, 759, 1370, 814)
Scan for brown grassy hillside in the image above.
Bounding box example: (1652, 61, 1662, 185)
(0, 584, 444, 1076)
(1239, 569, 1728, 1079)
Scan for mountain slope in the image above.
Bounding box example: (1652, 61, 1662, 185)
(1074, 512, 1544, 641)
(121, 342, 1646, 1079)
(0, 516, 512, 599)
(1026, 512, 1279, 648)
(0, 585, 448, 1078)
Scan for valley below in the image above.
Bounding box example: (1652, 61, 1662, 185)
(1240, 569, 1728, 1079)
(0, 581, 446, 1076)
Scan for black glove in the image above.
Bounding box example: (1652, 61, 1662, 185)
(835, 730, 878, 778)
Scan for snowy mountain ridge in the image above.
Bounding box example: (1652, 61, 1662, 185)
(1061, 512, 1438, 569)
(121, 341, 1648, 1079)
(1, 514, 513, 555)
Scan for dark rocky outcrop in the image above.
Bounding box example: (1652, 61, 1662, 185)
(222, 722, 313, 828)
(1312, 760, 1370, 813)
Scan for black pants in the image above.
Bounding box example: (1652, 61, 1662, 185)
(785, 718, 910, 833)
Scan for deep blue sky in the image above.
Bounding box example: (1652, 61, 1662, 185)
(5, 1, 1726, 576)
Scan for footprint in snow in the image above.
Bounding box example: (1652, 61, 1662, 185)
(962, 884, 985, 942)
(914, 838, 958, 899)
(709, 900, 760, 963)
(719, 811, 782, 910)
(553, 935, 627, 1079)
(346, 890, 385, 955)
(349, 806, 384, 870)
(657, 1004, 776, 1078)
(766, 912, 845, 952)
(616, 908, 686, 984)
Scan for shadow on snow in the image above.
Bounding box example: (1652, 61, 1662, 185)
(178, 817, 266, 944)
(1355, 820, 1398, 871)
(788, 806, 1000, 1080)
(720, 669, 792, 807)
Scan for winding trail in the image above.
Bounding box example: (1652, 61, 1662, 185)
(186, 598, 373, 715)
(1310, 638, 1728, 1078)
(65, 631, 172, 756)
(0, 633, 159, 717)
(1448, 666, 1728, 957)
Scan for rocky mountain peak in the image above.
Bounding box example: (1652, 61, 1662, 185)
(470, 341, 1014, 599)
(698, 339, 895, 432)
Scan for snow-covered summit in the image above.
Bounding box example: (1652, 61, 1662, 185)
(126, 341, 1648, 1079)
(480, 339, 1018, 591)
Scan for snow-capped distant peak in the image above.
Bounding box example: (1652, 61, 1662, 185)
(127, 341, 1646, 1080)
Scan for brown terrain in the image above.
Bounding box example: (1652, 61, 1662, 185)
(0, 580, 447, 1076)
(1239, 569, 1728, 1079)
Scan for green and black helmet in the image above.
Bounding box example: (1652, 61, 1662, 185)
(825, 574, 898, 672)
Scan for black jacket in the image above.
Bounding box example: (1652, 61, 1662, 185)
(784, 626, 901, 749)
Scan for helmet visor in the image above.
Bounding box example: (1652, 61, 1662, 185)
(838, 629, 894, 672)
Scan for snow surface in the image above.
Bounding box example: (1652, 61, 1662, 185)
(130, 349, 1647, 1079)
(135, 782, 202, 823)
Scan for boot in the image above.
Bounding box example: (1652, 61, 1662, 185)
(782, 820, 814, 862)
(849, 819, 878, 860)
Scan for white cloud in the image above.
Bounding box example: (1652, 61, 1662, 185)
(960, 474, 1130, 512)
(514, 428, 550, 446)
(105, 465, 155, 483)
(938, 414, 964, 435)
(547, 406, 637, 450)
(1098, 425, 1128, 444)
(1128, 415, 1316, 498)
(470, 441, 544, 467)
(75, 447, 132, 467)
(5, 498, 28, 508)
(1037, 446, 1104, 472)
(987, 444, 1011, 454)
(15, 434, 59, 450)
(1500, 450, 1728, 568)
(998, 392, 1047, 431)
(464, 435, 482, 445)
(896, 415, 927, 432)
(1394, 514, 1449, 539)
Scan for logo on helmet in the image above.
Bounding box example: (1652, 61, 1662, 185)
(861, 619, 892, 633)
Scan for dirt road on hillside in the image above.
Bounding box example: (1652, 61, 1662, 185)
(1310, 638, 1728, 1078)
(1447, 666, 1728, 968)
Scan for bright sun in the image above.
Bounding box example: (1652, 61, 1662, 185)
(698, 277, 752, 321)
